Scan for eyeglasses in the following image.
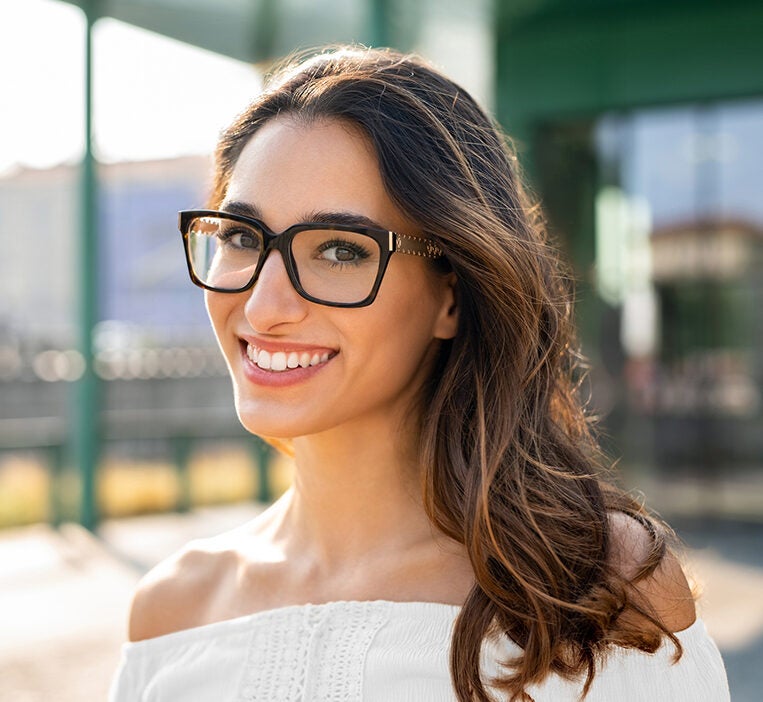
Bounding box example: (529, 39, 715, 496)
(178, 209, 444, 307)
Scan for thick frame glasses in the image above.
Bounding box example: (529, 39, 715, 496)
(178, 209, 444, 308)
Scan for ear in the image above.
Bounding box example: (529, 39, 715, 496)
(433, 272, 459, 340)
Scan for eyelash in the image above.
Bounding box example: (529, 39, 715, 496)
(218, 228, 260, 247)
(316, 239, 372, 263)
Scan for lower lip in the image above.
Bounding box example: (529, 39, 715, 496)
(239, 343, 335, 387)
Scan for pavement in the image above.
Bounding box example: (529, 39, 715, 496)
(0, 504, 265, 702)
(1, 503, 761, 701)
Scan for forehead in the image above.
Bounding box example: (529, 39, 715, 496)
(224, 116, 414, 233)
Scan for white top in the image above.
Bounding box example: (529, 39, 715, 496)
(109, 600, 730, 702)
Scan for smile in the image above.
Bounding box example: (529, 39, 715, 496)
(245, 343, 333, 372)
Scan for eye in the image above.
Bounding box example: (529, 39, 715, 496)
(219, 226, 260, 251)
(316, 239, 371, 265)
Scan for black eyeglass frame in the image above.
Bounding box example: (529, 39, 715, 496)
(178, 209, 444, 308)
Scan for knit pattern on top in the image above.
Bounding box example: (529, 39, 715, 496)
(236, 601, 389, 702)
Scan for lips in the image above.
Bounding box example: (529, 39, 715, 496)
(245, 343, 332, 372)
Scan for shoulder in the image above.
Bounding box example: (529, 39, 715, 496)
(128, 496, 292, 642)
(127, 535, 241, 642)
(606, 511, 696, 633)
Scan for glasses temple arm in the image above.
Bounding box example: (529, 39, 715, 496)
(394, 233, 443, 259)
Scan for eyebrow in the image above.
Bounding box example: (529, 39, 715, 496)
(220, 200, 390, 232)
(302, 209, 389, 231)
(220, 200, 264, 219)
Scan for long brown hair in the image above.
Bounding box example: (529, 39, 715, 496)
(209, 46, 679, 702)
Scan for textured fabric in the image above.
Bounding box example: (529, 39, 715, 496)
(109, 600, 730, 702)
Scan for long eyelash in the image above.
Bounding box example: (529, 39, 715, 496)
(216, 227, 260, 248)
(217, 227, 245, 240)
(317, 239, 372, 258)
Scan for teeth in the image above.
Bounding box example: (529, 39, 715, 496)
(271, 352, 287, 371)
(256, 349, 271, 370)
(246, 343, 332, 372)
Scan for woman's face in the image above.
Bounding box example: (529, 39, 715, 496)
(205, 116, 458, 439)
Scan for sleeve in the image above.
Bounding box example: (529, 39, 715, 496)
(486, 619, 731, 702)
(581, 619, 731, 702)
(107, 645, 145, 702)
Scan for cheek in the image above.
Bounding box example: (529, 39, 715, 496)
(350, 294, 442, 385)
(204, 292, 222, 333)
(205, 292, 237, 348)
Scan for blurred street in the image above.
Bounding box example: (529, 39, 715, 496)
(0, 504, 264, 702)
(672, 516, 763, 702)
(0, 503, 761, 701)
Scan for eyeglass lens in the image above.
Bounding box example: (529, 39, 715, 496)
(186, 215, 383, 304)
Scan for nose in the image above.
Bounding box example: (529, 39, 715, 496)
(244, 250, 308, 332)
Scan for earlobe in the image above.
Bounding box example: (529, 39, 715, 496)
(434, 273, 459, 340)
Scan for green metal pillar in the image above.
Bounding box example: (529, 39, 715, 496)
(250, 0, 278, 62)
(74, 0, 101, 530)
(173, 436, 193, 512)
(369, 0, 391, 47)
(252, 438, 272, 503)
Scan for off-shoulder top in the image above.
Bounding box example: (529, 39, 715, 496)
(109, 599, 730, 701)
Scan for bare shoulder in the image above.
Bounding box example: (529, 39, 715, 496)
(128, 502, 286, 642)
(607, 511, 696, 633)
(127, 535, 239, 642)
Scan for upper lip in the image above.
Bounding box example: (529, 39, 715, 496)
(238, 334, 338, 355)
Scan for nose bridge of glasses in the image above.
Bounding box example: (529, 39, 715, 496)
(253, 226, 298, 281)
(250, 241, 298, 297)
(261, 224, 295, 256)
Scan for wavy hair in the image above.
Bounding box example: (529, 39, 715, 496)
(208, 46, 679, 701)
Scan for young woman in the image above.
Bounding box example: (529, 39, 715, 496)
(110, 47, 729, 701)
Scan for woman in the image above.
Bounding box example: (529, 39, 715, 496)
(110, 46, 729, 701)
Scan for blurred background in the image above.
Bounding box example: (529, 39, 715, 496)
(1, 0, 761, 700)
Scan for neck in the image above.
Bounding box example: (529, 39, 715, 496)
(269, 412, 438, 576)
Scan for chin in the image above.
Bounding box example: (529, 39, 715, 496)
(235, 407, 289, 439)
(233, 398, 318, 440)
